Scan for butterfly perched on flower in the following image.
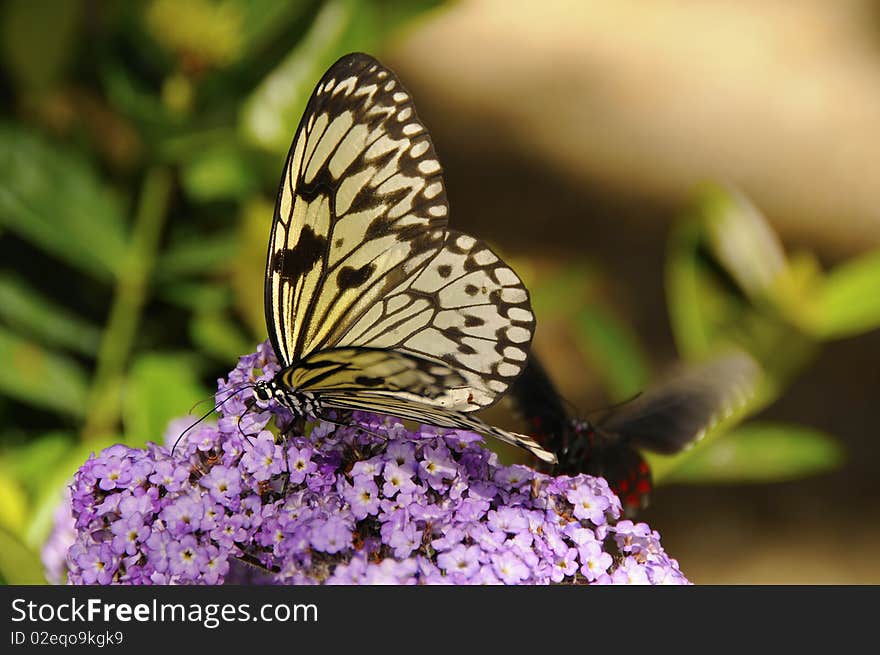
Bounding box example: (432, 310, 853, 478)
(253, 52, 556, 464)
(510, 351, 759, 513)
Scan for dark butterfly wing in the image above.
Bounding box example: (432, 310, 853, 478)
(508, 356, 572, 455)
(509, 358, 651, 515)
(599, 351, 759, 454)
(586, 444, 652, 516)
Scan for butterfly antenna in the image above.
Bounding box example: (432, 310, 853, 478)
(236, 396, 260, 448)
(186, 396, 217, 416)
(585, 391, 643, 423)
(558, 393, 582, 419)
(234, 552, 280, 575)
(172, 384, 254, 455)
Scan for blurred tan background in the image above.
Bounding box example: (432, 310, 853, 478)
(384, 0, 880, 583)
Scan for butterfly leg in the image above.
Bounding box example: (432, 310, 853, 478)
(277, 414, 307, 496)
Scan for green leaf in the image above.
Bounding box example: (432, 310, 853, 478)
(156, 280, 234, 311)
(0, 432, 74, 498)
(145, 0, 245, 69)
(234, 0, 319, 54)
(0, 273, 101, 356)
(240, 0, 358, 152)
(24, 435, 119, 549)
(180, 144, 261, 202)
(231, 197, 274, 338)
(336, 0, 446, 52)
(0, 474, 28, 535)
(155, 232, 238, 281)
(529, 262, 601, 319)
(571, 306, 649, 401)
(191, 310, 255, 362)
(0, 525, 45, 584)
(240, 0, 443, 152)
(665, 218, 717, 358)
(666, 185, 793, 358)
(700, 183, 787, 302)
(123, 352, 209, 446)
(0, 326, 88, 417)
(0, 125, 127, 281)
(657, 422, 845, 485)
(814, 249, 880, 339)
(665, 190, 819, 396)
(1, 0, 81, 90)
(101, 59, 175, 130)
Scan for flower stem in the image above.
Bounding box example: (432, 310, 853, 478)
(82, 167, 172, 440)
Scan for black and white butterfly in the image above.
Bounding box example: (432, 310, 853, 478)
(510, 351, 759, 513)
(252, 52, 556, 464)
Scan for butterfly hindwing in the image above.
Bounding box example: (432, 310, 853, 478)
(283, 347, 466, 399)
(280, 347, 555, 462)
(587, 445, 652, 515)
(339, 230, 534, 411)
(317, 388, 556, 463)
(510, 356, 572, 454)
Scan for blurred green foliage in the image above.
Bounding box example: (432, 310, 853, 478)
(0, 0, 442, 583)
(1, 0, 877, 585)
(652, 182, 880, 480)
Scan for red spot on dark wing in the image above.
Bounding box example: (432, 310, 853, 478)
(624, 493, 641, 509)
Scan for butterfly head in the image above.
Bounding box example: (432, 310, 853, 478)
(570, 418, 592, 435)
(253, 379, 275, 402)
(252, 374, 320, 419)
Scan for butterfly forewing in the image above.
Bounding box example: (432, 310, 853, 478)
(266, 53, 449, 367)
(599, 352, 759, 453)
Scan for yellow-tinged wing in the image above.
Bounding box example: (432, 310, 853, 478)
(265, 53, 448, 368)
(318, 389, 557, 464)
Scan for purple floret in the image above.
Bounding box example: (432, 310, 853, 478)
(51, 341, 688, 585)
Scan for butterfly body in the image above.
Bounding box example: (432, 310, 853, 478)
(254, 378, 320, 418)
(257, 52, 556, 464)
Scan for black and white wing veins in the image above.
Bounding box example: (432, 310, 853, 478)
(262, 53, 554, 463)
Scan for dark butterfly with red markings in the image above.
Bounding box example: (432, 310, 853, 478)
(510, 351, 759, 515)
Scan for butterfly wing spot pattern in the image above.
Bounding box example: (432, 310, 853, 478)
(259, 52, 556, 465)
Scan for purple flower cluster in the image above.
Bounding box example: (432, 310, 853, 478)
(42, 495, 76, 585)
(57, 342, 688, 585)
